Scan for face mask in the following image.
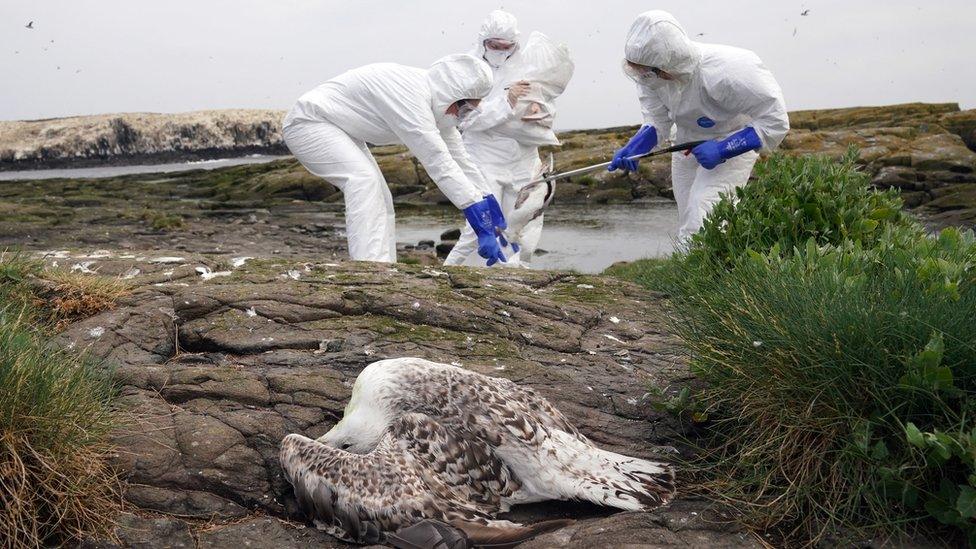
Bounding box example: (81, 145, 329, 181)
(484, 49, 513, 69)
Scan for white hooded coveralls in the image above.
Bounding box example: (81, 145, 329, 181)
(626, 11, 789, 244)
(282, 54, 493, 263)
(444, 10, 546, 267)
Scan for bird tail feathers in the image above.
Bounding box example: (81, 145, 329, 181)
(541, 430, 675, 512)
(572, 445, 676, 511)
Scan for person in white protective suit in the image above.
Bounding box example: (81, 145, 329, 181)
(282, 54, 508, 265)
(610, 10, 790, 246)
(444, 12, 573, 267)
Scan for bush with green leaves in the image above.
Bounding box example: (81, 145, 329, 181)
(609, 151, 976, 545)
(686, 149, 912, 269)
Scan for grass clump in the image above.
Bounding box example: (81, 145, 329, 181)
(603, 257, 676, 293)
(138, 208, 184, 231)
(0, 251, 130, 327)
(39, 270, 130, 327)
(673, 228, 976, 545)
(0, 311, 121, 547)
(0, 252, 43, 312)
(612, 151, 976, 545)
(0, 253, 122, 546)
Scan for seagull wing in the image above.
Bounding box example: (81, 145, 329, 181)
(280, 423, 504, 544)
(513, 179, 555, 213)
(403, 362, 586, 447)
(392, 412, 521, 508)
(478, 374, 585, 443)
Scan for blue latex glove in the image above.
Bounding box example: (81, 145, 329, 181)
(463, 197, 507, 266)
(692, 126, 763, 170)
(608, 125, 658, 172)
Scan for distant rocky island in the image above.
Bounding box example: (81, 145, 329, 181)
(0, 109, 288, 169)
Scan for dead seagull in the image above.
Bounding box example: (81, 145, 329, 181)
(280, 358, 674, 543)
(281, 414, 571, 546)
(500, 160, 557, 255)
(25, 21, 34, 29)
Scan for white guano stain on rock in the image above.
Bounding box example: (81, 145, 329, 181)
(71, 261, 96, 274)
(150, 257, 186, 264)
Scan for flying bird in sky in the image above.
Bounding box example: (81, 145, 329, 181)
(25, 21, 34, 29)
(280, 358, 675, 544)
(801, 9, 811, 16)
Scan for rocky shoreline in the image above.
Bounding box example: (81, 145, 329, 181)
(0, 145, 289, 172)
(4, 102, 973, 227)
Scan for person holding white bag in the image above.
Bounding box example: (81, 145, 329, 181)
(445, 11, 574, 267)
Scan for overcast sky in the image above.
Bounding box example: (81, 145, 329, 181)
(1, 0, 973, 130)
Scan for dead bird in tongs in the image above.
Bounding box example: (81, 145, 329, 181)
(494, 153, 556, 255)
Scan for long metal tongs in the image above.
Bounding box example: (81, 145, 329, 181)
(527, 140, 707, 185)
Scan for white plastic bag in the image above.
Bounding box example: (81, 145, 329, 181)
(496, 32, 574, 146)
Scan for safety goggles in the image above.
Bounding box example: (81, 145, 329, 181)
(484, 38, 517, 51)
(622, 60, 668, 85)
(623, 61, 660, 76)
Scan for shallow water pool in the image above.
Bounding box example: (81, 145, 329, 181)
(0, 155, 287, 181)
(396, 200, 678, 273)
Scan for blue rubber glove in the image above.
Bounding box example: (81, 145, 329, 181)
(483, 193, 512, 247)
(608, 125, 658, 172)
(463, 197, 507, 266)
(485, 194, 506, 230)
(692, 126, 763, 170)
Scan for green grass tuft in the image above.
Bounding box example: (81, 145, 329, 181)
(0, 253, 122, 546)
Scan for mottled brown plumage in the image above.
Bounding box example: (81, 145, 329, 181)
(280, 358, 675, 545)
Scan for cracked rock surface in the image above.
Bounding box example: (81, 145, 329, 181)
(42, 250, 758, 548)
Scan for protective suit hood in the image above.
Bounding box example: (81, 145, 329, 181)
(624, 10, 701, 77)
(475, 10, 520, 67)
(428, 54, 493, 129)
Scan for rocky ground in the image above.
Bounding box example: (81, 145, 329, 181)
(37, 250, 756, 548)
(2, 168, 762, 546)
